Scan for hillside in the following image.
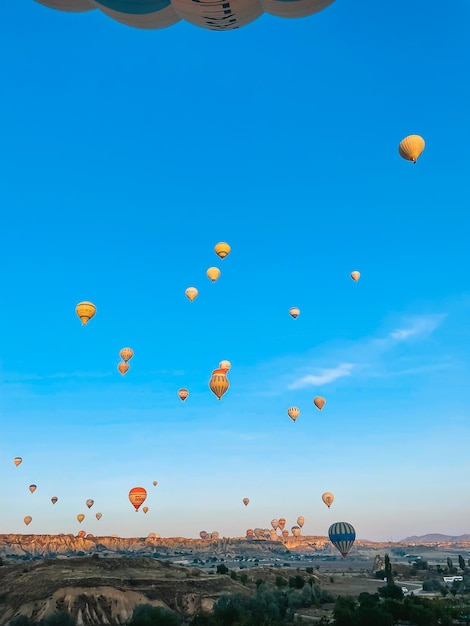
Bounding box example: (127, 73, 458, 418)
(400, 533, 470, 543)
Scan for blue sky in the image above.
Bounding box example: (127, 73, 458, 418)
(0, 0, 469, 542)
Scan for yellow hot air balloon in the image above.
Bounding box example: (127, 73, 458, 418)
(118, 361, 130, 376)
(185, 287, 198, 302)
(77, 514, 85, 523)
(209, 369, 230, 400)
(313, 396, 325, 410)
(143, 506, 149, 514)
(120, 347, 134, 362)
(29, 484, 37, 493)
(289, 307, 300, 319)
(214, 242, 230, 259)
(76, 301, 97, 326)
(219, 360, 231, 371)
(350, 271, 360, 282)
(13, 457, 22, 467)
(96, 512, 102, 520)
(207, 267, 221, 282)
(152, 481, 158, 486)
(398, 135, 425, 163)
(322, 492, 334, 508)
(24, 516, 32, 526)
(287, 407, 300, 422)
(243, 498, 249, 506)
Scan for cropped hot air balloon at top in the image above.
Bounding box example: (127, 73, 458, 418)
(350, 271, 360, 282)
(13, 457, 22, 467)
(207, 267, 221, 282)
(289, 307, 300, 319)
(313, 396, 325, 410)
(209, 368, 229, 400)
(34, 0, 336, 32)
(24, 516, 32, 526)
(322, 492, 334, 508)
(243, 497, 249, 506)
(398, 135, 425, 163)
(118, 361, 130, 375)
(120, 347, 134, 362)
(29, 484, 37, 493)
(51, 496, 58, 505)
(214, 242, 231, 259)
(76, 301, 96, 325)
(185, 287, 198, 302)
(178, 388, 189, 402)
(129, 487, 147, 511)
(328, 522, 356, 557)
(287, 407, 300, 422)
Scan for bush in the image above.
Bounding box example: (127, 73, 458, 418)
(129, 605, 182, 626)
(216, 563, 229, 575)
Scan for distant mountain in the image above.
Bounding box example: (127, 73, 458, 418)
(400, 533, 470, 543)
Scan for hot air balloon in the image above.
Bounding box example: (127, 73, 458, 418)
(77, 530, 86, 538)
(207, 267, 221, 282)
(214, 242, 231, 259)
(313, 396, 325, 410)
(76, 301, 96, 326)
(328, 522, 356, 557)
(185, 287, 198, 302)
(271, 519, 279, 530)
(200, 531, 209, 540)
(287, 407, 300, 422)
(24, 516, 32, 526)
(13, 457, 22, 467)
(178, 388, 189, 402)
(350, 271, 360, 282)
(254, 527, 263, 537)
(270, 529, 278, 540)
(291, 526, 301, 537)
(86, 499, 94, 509)
(152, 481, 158, 486)
(243, 498, 249, 506)
(129, 487, 147, 512)
(77, 514, 85, 523)
(219, 360, 231, 371)
(51, 496, 58, 505)
(322, 492, 334, 508)
(398, 135, 425, 163)
(297, 516, 305, 528)
(281, 529, 289, 538)
(118, 361, 130, 375)
(143, 506, 149, 514)
(209, 369, 229, 400)
(278, 518, 286, 531)
(120, 347, 134, 362)
(289, 307, 300, 319)
(96, 512, 102, 520)
(246, 529, 255, 538)
(212, 531, 219, 540)
(29, 484, 37, 493)
(35, 0, 335, 32)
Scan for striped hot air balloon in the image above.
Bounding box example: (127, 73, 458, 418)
(328, 522, 356, 557)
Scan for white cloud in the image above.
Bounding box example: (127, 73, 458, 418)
(389, 314, 446, 341)
(288, 363, 354, 389)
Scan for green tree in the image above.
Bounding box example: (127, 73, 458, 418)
(333, 596, 356, 626)
(216, 563, 229, 575)
(239, 572, 248, 585)
(384, 553, 394, 585)
(459, 555, 466, 571)
(128, 605, 182, 626)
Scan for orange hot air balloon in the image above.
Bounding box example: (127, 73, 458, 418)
(51, 496, 58, 505)
(322, 492, 334, 508)
(129, 487, 147, 512)
(289, 307, 300, 319)
(185, 287, 198, 302)
(118, 361, 130, 376)
(77, 530, 86, 538)
(76, 301, 96, 325)
(120, 347, 134, 362)
(77, 514, 85, 523)
(143, 506, 149, 514)
(24, 516, 32, 526)
(96, 512, 102, 520)
(29, 484, 37, 493)
(287, 407, 300, 422)
(278, 518, 286, 531)
(214, 242, 231, 259)
(243, 498, 249, 506)
(350, 271, 360, 282)
(398, 134, 425, 163)
(313, 396, 326, 410)
(209, 370, 229, 400)
(207, 267, 221, 282)
(219, 360, 231, 371)
(178, 388, 189, 402)
(13, 457, 22, 467)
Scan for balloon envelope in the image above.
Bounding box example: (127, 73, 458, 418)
(289, 307, 300, 319)
(287, 407, 300, 422)
(51, 496, 58, 505)
(313, 396, 325, 410)
(243, 498, 249, 506)
(76, 301, 96, 325)
(77, 514, 85, 523)
(13, 457, 22, 467)
(24, 516, 32, 526)
(185, 287, 198, 302)
(350, 271, 360, 282)
(271, 519, 279, 530)
(129, 487, 147, 511)
(118, 361, 130, 375)
(297, 516, 305, 527)
(328, 522, 356, 557)
(219, 360, 231, 371)
(278, 518, 286, 530)
(29, 484, 37, 493)
(322, 492, 334, 508)
(178, 388, 189, 402)
(207, 267, 221, 282)
(398, 134, 425, 163)
(209, 372, 229, 400)
(96, 512, 102, 520)
(120, 347, 134, 362)
(86, 499, 94, 509)
(214, 242, 231, 259)
(143, 506, 149, 514)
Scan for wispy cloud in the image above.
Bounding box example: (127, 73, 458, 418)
(389, 314, 446, 341)
(288, 363, 354, 389)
